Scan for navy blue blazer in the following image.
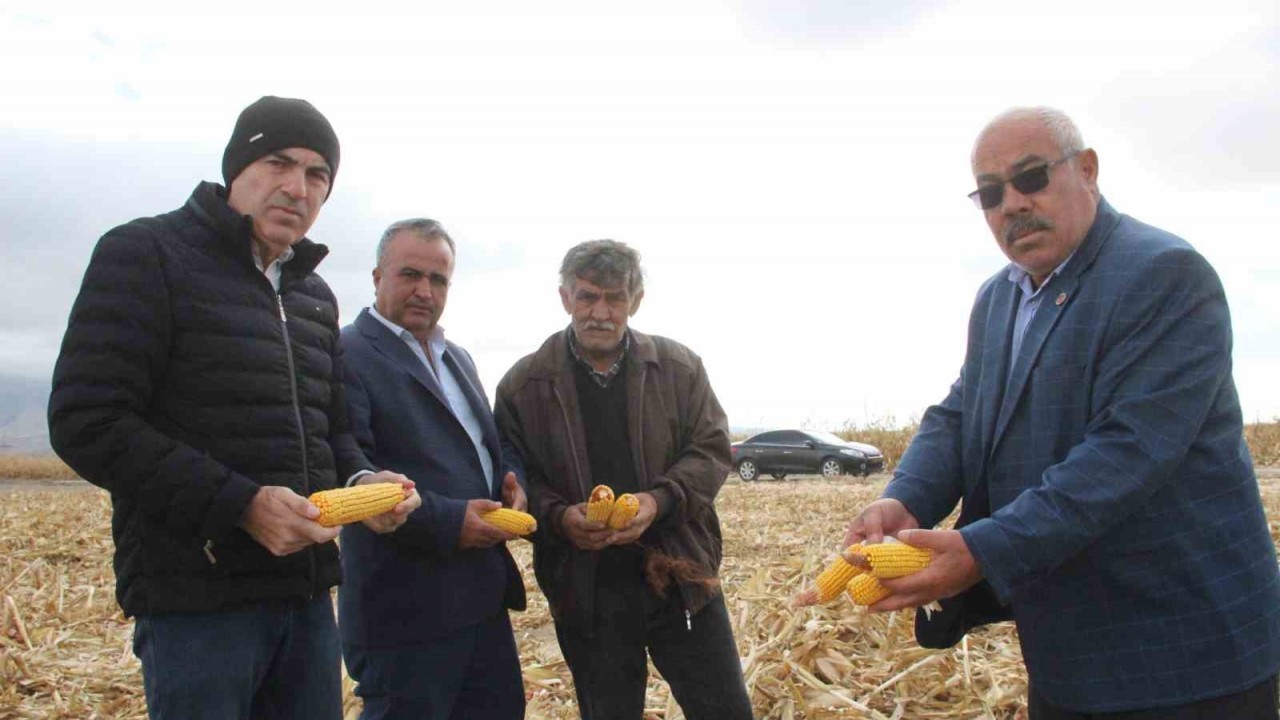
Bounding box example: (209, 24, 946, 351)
(885, 199, 1280, 711)
(337, 309, 525, 650)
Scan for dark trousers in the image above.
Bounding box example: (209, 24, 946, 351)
(350, 611, 525, 720)
(132, 594, 342, 720)
(1029, 674, 1279, 719)
(555, 562, 754, 720)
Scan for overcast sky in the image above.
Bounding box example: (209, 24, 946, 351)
(2, 0, 1277, 431)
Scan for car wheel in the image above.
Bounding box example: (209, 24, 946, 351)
(770, 473, 787, 481)
(737, 460, 759, 482)
(821, 458, 844, 478)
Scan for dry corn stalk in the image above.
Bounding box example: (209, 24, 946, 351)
(309, 483, 405, 527)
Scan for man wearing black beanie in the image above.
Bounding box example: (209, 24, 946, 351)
(48, 96, 422, 720)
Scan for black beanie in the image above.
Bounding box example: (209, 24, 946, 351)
(222, 96, 340, 198)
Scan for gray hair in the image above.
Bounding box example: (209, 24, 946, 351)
(376, 218, 456, 267)
(559, 239, 644, 297)
(975, 106, 1086, 161)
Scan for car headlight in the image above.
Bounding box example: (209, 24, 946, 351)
(839, 448, 864, 458)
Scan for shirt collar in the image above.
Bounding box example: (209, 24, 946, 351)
(1006, 247, 1078, 298)
(251, 243, 295, 273)
(369, 306, 446, 351)
(566, 325, 630, 388)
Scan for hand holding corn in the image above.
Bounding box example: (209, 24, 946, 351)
(792, 540, 933, 608)
(563, 485, 655, 551)
(241, 485, 342, 556)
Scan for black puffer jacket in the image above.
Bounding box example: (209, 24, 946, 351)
(49, 181, 371, 617)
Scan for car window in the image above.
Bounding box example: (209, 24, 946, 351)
(806, 430, 847, 445)
(749, 431, 783, 444)
(774, 431, 808, 446)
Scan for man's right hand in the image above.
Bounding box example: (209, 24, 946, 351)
(560, 502, 613, 551)
(843, 498, 920, 548)
(240, 486, 340, 556)
(458, 498, 516, 549)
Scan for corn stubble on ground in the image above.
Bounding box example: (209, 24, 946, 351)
(5, 471, 1280, 719)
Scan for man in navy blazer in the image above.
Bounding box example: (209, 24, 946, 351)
(845, 108, 1280, 717)
(339, 218, 528, 719)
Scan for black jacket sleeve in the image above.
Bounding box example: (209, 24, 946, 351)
(48, 225, 260, 542)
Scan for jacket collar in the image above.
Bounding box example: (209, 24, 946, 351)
(185, 181, 329, 278)
(1055, 196, 1118, 282)
(526, 326, 659, 382)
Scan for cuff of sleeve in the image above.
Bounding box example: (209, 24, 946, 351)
(202, 472, 261, 542)
(649, 485, 678, 522)
(543, 503, 571, 544)
(346, 469, 375, 488)
(959, 519, 1018, 605)
(881, 476, 949, 530)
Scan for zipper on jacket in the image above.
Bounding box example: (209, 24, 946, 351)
(552, 383, 599, 634)
(203, 539, 217, 565)
(552, 385, 590, 501)
(276, 292, 316, 596)
(635, 363, 648, 488)
(685, 608, 692, 632)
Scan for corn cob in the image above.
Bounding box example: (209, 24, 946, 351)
(480, 508, 538, 536)
(607, 493, 640, 529)
(846, 574, 891, 606)
(859, 542, 933, 579)
(586, 485, 615, 524)
(812, 544, 866, 603)
(309, 483, 405, 527)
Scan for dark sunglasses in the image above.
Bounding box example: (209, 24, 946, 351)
(968, 151, 1080, 210)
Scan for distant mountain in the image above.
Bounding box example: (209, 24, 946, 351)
(0, 375, 53, 454)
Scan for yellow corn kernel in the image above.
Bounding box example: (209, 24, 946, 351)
(861, 542, 933, 579)
(846, 574, 891, 606)
(586, 485, 615, 524)
(607, 494, 640, 529)
(813, 544, 865, 603)
(481, 508, 538, 536)
(309, 483, 405, 527)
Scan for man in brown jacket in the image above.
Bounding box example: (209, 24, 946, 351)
(495, 240, 753, 720)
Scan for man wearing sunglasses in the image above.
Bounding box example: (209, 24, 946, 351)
(843, 107, 1280, 718)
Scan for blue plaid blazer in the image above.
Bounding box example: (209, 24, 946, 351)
(885, 199, 1280, 712)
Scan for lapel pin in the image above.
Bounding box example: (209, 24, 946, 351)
(1055, 292, 1067, 306)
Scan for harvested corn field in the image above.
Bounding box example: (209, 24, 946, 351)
(4, 472, 1280, 719)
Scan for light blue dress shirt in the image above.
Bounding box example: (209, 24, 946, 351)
(1006, 251, 1077, 368)
(367, 306, 496, 492)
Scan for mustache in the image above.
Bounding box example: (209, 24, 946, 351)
(271, 195, 305, 213)
(583, 321, 616, 332)
(1003, 215, 1054, 246)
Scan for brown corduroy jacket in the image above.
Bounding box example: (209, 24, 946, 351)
(494, 328, 732, 631)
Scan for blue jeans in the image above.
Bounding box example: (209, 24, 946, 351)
(132, 595, 342, 720)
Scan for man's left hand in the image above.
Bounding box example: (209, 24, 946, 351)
(501, 472, 527, 512)
(605, 492, 658, 546)
(867, 529, 984, 612)
(358, 471, 421, 535)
